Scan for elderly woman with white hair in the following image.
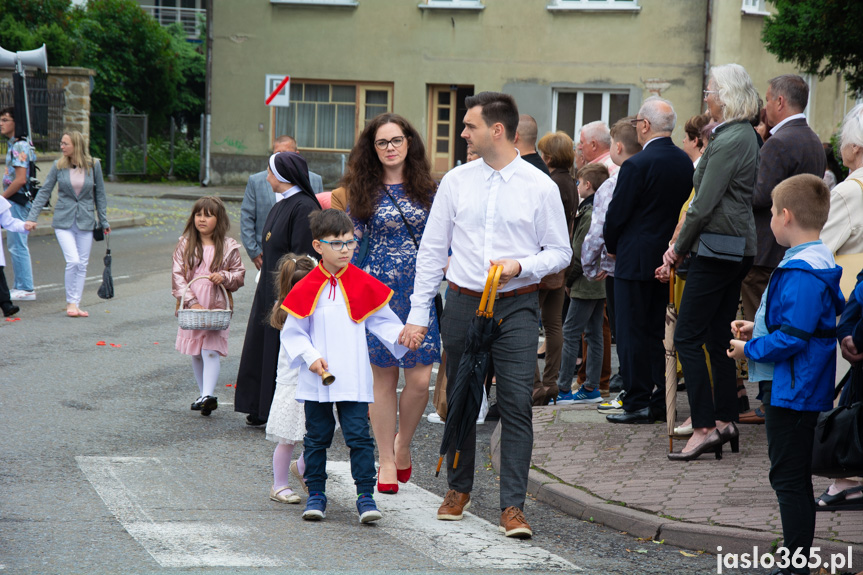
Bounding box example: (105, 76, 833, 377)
(815, 103, 863, 511)
(662, 63, 760, 461)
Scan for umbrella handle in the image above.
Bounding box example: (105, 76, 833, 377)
(478, 266, 497, 315)
(484, 265, 503, 317)
(668, 268, 675, 304)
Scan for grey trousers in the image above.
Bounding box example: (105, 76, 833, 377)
(441, 288, 539, 511)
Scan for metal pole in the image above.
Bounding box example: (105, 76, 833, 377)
(199, 112, 205, 182)
(142, 114, 148, 176)
(109, 106, 117, 181)
(169, 117, 176, 180)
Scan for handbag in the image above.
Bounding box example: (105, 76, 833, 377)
(382, 187, 444, 331)
(696, 232, 745, 262)
(811, 364, 863, 478)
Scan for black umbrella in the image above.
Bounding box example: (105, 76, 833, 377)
(436, 265, 503, 476)
(97, 234, 113, 300)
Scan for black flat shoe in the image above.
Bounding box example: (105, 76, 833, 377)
(191, 397, 203, 411)
(2, 304, 20, 317)
(606, 406, 653, 424)
(200, 396, 218, 416)
(246, 414, 267, 426)
(667, 429, 723, 461)
(815, 485, 863, 511)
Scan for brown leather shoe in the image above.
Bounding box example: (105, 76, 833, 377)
(739, 407, 766, 424)
(499, 506, 532, 538)
(437, 489, 471, 520)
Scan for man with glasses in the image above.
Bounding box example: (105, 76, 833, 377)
(0, 107, 37, 301)
(602, 97, 693, 424)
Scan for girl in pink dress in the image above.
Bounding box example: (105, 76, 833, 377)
(172, 197, 245, 416)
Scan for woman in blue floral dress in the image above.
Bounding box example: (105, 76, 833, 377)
(342, 113, 440, 494)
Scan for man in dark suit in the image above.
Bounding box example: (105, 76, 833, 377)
(603, 97, 693, 423)
(739, 74, 826, 424)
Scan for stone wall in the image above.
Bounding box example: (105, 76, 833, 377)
(47, 67, 95, 138)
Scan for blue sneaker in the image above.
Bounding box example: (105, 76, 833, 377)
(356, 493, 382, 523)
(571, 385, 602, 404)
(555, 390, 575, 404)
(302, 492, 327, 520)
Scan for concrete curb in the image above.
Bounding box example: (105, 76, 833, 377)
(490, 422, 863, 562)
(2, 215, 148, 238)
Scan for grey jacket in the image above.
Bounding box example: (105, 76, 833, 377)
(675, 120, 759, 257)
(27, 160, 109, 231)
(240, 169, 324, 259)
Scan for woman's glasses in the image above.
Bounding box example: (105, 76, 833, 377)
(374, 136, 406, 150)
(319, 238, 359, 251)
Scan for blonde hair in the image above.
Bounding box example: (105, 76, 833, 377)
(57, 131, 94, 170)
(537, 131, 575, 170)
(772, 174, 830, 232)
(710, 64, 761, 123)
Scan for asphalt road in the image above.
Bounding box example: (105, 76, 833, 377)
(0, 195, 740, 574)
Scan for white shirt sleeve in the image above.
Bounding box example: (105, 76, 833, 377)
(280, 315, 323, 369)
(366, 304, 410, 360)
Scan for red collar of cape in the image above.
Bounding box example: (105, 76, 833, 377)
(281, 263, 393, 324)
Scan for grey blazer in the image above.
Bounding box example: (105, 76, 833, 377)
(27, 160, 109, 231)
(240, 169, 324, 258)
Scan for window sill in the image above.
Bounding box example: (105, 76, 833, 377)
(740, 8, 770, 16)
(270, 0, 358, 6)
(546, 4, 641, 12)
(419, 4, 485, 11)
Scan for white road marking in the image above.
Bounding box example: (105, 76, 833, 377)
(326, 461, 579, 571)
(76, 456, 283, 568)
(76, 457, 577, 571)
(35, 275, 130, 292)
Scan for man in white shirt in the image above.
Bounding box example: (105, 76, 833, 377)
(578, 121, 618, 176)
(401, 92, 571, 538)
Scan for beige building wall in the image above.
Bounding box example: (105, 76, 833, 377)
(210, 0, 855, 186)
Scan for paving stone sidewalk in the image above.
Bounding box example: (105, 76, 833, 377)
(492, 387, 863, 561)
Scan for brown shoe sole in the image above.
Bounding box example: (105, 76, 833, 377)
(437, 499, 471, 520)
(499, 525, 533, 538)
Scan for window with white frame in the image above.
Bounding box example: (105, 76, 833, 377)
(547, 0, 640, 12)
(273, 82, 393, 151)
(421, 0, 484, 9)
(270, 0, 358, 6)
(553, 90, 630, 140)
(741, 0, 769, 15)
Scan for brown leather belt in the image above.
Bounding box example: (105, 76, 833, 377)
(447, 280, 539, 299)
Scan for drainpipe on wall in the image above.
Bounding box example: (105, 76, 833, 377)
(202, 0, 213, 186)
(702, 0, 713, 109)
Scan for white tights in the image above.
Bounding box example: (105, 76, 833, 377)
(191, 349, 220, 397)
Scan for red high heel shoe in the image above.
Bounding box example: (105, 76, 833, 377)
(397, 461, 412, 484)
(377, 470, 398, 494)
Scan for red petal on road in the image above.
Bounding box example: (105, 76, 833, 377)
(5, 317, 22, 322)
(153, 342, 159, 345)
(96, 341, 106, 346)
(109, 343, 122, 348)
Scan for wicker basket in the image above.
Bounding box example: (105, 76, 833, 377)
(177, 276, 233, 331)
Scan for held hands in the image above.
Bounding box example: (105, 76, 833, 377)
(23, 221, 37, 231)
(654, 264, 671, 283)
(840, 336, 863, 363)
(400, 323, 428, 351)
(662, 245, 683, 268)
(309, 357, 329, 377)
(208, 272, 224, 285)
(489, 258, 521, 288)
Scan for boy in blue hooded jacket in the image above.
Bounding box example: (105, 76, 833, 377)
(728, 174, 844, 575)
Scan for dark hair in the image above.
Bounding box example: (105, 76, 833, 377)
(750, 96, 764, 128)
(576, 163, 610, 192)
(464, 91, 519, 141)
(269, 253, 317, 329)
(684, 113, 712, 149)
(823, 142, 843, 180)
(182, 197, 230, 273)
(0, 106, 13, 119)
(309, 208, 353, 240)
(609, 116, 642, 155)
(340, 113, 435, 222)
(772, 173, 830, 231)
(769, 74, 809, 112)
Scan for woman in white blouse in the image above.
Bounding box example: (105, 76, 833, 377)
(27, 131, 110, 317)
(821, 104, 863, 255)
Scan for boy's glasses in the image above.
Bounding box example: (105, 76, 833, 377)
(319, 238, 358, 251)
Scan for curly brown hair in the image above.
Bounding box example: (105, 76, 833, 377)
(341, 113, 436, 222)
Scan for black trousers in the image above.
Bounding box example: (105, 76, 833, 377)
(674, 255, 752, 428)
(765, 404, 818, 575)
(0, 266, 11, 310)
(614, 276, 666, 412)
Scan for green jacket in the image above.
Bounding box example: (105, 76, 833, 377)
(675, 120, 759, 257)
(567, 195, 606, 300)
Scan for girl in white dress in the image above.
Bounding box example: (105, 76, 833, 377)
(265, 253, 317, 503)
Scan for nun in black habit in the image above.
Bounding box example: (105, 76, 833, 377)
(234, 151, 321, 424)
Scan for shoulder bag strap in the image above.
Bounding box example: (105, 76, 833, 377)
(382, 186, 419, 249)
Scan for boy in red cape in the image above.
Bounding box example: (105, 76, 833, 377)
(280, 209, 414, 523)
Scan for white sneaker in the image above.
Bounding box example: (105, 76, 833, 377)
(597, 390, 626, 412)
(427, 412, 445, 424)
(10, 290, 36, 301)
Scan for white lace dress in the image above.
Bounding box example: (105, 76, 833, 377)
(265, 345, 306, 445)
